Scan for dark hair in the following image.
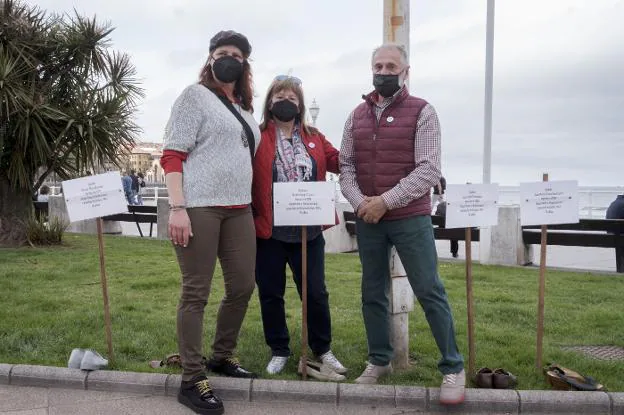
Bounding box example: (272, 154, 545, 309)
(40, 185, 50, 195)
(137, 172, 144, 179)
(259, 78, 318, 136)
(199, 53, 254, 112)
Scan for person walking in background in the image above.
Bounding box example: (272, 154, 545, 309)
(251, 75, 346, 380)
(136, 172, 146, 205)
(606, 194, 624, 220)
(432, 176, 458, 258)
(432, 176, 446, 213)
(160, 30, 260, 415)
(37, 185, 50, 202)
(434, 199, 459, 258)
(130, 169, 140, 205)
(121, 171, 133, 205)
(606, 193, 624, 272)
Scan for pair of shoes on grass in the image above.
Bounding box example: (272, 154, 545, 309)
(474, 367, 517, 389)
(67, 349, 108, 371)
(296, 351, 348, 382)
(543, 363, 605, 391)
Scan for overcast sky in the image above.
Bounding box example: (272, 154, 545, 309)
(37, 0, 624, 187)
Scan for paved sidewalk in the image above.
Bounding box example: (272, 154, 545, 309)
(1, 364, 623, 414)
(435, 240, 619, 273)
(0, 384, 391, 415)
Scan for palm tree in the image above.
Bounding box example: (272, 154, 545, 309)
(0, 0, 143, 247)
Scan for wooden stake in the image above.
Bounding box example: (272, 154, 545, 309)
(96, 218, 114, 363)
(536, 173, 549, 369)
(301, 226, 308, 380)
(465, 227, 475, 377)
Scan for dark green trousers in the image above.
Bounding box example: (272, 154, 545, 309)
(356, 215, 464, 375)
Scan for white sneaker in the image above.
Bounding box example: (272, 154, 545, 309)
(80, 350, 109, 371)
(319, 350, 347, 374)
(298, 358, 346, 382)
(68, 349, 86, 369)
(354, 362, 392, 384)
(440, 369, 466, 405)
(266, 356, 289, 375)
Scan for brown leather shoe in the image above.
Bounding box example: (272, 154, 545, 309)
(493, 368, 517, 389)
(473, 367, 493, 388)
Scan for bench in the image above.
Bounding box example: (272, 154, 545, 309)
(31, 201, 157, 237)
(103, 205, 158, 237)
(522, 219, 624, 273)
(343, 211, 479, 241)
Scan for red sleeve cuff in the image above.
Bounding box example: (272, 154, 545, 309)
(161, 150, 188, 174)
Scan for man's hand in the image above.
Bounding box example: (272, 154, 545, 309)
(358, 196, 388, 224)
(356, 199, 370, 218)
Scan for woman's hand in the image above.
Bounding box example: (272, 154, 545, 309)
(168, 209, 193, 247)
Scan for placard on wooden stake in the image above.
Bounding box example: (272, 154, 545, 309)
(537, 173, 548, 370)
(445, 183, 499, 377)
(96, 217, 114, 363)
(519, 176, 579, 369)
(273, 182, 336, 379)
(63, 172, 128, 363)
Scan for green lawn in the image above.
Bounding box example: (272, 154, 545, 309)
(1, 234, 623, 391)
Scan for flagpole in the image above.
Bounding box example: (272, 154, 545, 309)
(483, 0, 495, 184)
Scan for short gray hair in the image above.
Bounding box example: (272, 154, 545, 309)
(371, 43, 408, 66)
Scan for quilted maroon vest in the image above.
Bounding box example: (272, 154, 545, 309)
(352, 88, 431, 220)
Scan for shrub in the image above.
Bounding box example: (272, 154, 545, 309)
(26, 216, 68, 246)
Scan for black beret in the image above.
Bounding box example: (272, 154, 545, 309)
(209, 30, 252, 57)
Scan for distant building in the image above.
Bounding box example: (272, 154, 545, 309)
(128, 151, 152, 174)
(116, 142, 164, 181)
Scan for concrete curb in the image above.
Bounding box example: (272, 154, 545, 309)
(0, 364, 11, 385)
(2, 363, 623, 414)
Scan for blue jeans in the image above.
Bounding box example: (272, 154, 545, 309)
(356, 215, 464, 375)
(255, 234, 332, 357)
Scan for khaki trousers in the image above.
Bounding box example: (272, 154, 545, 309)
(174, 206, 256, 380)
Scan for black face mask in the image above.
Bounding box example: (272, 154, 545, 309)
(212, 56, 243, 83)
(373, 74, 402, 97)
(271, 100, 299, 122)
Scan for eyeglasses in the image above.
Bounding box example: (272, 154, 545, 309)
(273, 75, 302, 85)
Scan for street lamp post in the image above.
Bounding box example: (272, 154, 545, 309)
(309, 98, 320, 127)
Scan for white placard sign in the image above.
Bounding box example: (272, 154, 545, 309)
(63, 171, 128, 223)
(444, 183, 500, 229)
(520, 180, 579, 226)
(273, 182, 336, 226)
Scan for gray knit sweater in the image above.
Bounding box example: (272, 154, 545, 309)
(163, 84, 261, 207)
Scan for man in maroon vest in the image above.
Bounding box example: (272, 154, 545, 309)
(339, 43, 465, 405)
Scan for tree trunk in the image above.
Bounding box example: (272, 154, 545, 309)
(0, 172, 33, 247)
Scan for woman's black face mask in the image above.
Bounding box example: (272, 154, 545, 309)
(271, 99, 299, 122)
(212, 56, 243, 83)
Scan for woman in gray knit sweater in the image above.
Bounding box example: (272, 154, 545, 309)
(160, 30, 260, 415)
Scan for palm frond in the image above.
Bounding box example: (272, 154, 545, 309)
(0, 0, 143, 189)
